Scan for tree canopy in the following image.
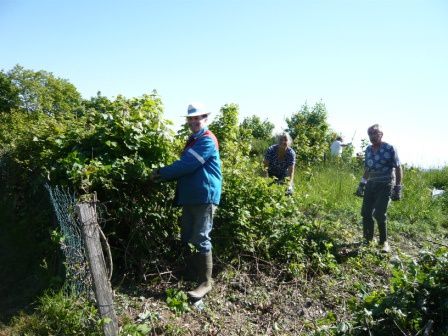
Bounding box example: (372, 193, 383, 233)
(286, 101, 332, 165)
(3, 65, 82, 116)
(240, 115, 274, 141)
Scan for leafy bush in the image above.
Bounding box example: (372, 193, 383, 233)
(212, 107, 343, 276)
(0, 70, 20, 113)
(9, 291, 103, 336)
(1, 89, 182, 275)
(351, 248, 448, 335)
(0, 153, 63, 321)
(209, 103, 242, 157)
(240, 115, 274, 141)
(286, 101, 332, 166)
(2, 65, 82, 116)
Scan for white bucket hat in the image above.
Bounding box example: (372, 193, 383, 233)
(184, 102, 211, 117)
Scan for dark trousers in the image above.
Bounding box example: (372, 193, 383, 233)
(361, 180, 392, 243)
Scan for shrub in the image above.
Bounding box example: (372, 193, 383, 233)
(351, 247, 448, 335)
(1, 92, 182, 275)
(10, 291, 103, 336)
(212, 110, 343, 276)
(240, 115, 274, 141)
(286, 101, 332, 166)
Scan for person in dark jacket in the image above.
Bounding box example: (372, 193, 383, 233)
(151, 102, 222, 299)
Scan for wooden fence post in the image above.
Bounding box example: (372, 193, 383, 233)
(76, 201, 118, 336)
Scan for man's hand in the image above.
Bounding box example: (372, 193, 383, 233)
(391, 185, 403, 201)
(355, 181, 366, 197)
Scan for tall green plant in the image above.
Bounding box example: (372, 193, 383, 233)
(209, 103, 243, 157)
(286, 101, 332, 166)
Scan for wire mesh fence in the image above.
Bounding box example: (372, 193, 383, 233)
(45, 184, 94, 297)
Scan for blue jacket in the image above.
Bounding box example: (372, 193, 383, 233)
(159, 127, 222, 205)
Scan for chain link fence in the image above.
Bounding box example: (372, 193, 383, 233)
(45, 184, 94, 297)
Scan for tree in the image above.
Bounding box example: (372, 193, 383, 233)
(286, 101, 332, 165)
(6, 65, 82, 116)
(240, 115, 274, 141)
(0, 70, 19, 113)
(209, 104, 239, 150)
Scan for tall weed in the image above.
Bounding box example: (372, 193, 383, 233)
(9, 291, 102, 336)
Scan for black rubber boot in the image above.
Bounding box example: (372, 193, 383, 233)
(187, 251, 213, 299)
(180, 245, 198, 281)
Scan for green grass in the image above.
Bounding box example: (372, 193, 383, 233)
(8, 291, 103, 336)
(295, 162, 360, 215)
(294, 162, 448, 241)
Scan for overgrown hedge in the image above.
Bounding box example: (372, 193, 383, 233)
(0, 91, 346, 280)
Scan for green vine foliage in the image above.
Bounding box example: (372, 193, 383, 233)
(0, 67, 350, 279)
(351, 247, 448, 335)
(1, 90, 183, 274)
(211, 105, 342, 276)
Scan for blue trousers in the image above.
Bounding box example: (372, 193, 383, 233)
(181, 204, 216, 254)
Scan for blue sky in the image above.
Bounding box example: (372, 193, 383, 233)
(1, 0, 447, 168)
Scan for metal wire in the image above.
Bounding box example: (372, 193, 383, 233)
(45, 183, 93, 297)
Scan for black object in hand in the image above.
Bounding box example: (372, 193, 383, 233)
(355, 182, 366, 197)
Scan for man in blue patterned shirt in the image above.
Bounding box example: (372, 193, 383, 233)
(355, 124, 403, 253)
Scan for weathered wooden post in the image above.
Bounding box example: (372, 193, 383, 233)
(76, 196, 118, 336)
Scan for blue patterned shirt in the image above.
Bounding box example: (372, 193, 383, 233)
(365, 142, 400, 178)
(264, 145, 296, 179)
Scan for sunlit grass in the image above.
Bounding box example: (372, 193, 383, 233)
(295, 161, 361, 215)
(293, 161, 448, 241)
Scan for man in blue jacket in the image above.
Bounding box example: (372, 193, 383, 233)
(151, 102, 222, 299)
